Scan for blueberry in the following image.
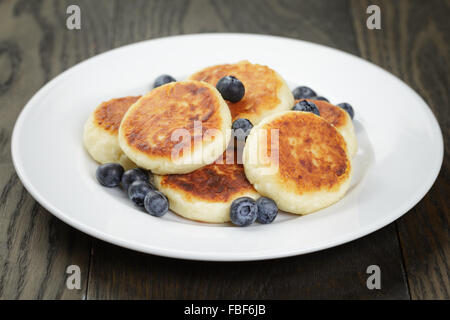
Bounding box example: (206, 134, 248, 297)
(96, 163, 124, 187)
(121, 168, 149, 192)
(230, 197, 258, 227)
(128, 180, 154, 207)
(216, 76, 245, 103)
(153, 74, 176, 88)
(292, 86, 316, 99)
(256, 197, 278, 224)
(232, 118, 253, 140)
(292, 99, 320, 116)
(337, 102, 354, 119)
(144, 190, 169, 217)
(313, 96, 329, 102)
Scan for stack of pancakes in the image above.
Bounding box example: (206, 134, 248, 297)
(84, 61, 357, 222)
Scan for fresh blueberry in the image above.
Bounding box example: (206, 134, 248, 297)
(337, 102, 354, 119)
(256, 197, 278, 224)
(232, 118, 253, 140)
(144, 190, 169, 217)
(292, 86, 316, 99)
(96, 163, 124, 187)
(230, 197, 258, 227)
(128, 180, 154, 207)
(292, 99, 320, 116)
(153, 74, 176, 88)
(121, 168, 149, 192)
(313, 96, 329, 102)
(216, 76, 245, 103)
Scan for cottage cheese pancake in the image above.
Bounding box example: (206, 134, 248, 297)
(243, 111, 352, 215)
(154, 148, 259, 223)
(189, 61, 293, 124)
(300, 99, 357, 157)
(83, 96, 140, 169)
(119, 80, 232, 174)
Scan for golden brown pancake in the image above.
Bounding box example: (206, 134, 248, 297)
(83, 96, 141, 169)
(266, 112, 349, 192)
(154, 147, 259, 223)
(243, 111, 352, 215)
(189, 61, 294, 124)
(118, 80, 232, 174)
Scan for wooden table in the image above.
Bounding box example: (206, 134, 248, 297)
(0, 0, 448, 300)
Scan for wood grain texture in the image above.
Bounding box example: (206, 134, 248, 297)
(0, 164, 91, 299)
(350, 0, 450, 300)
(0, 0, 447, 300)
(0, 0, 119, 299)
(88, 224, 408, 300)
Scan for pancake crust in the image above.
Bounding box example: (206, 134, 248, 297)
(83, 96, 140, 169)
(189, 61, 294, 124)
(243, 111, 352, 215)
(94, 96, 141, 133)
(296, 99, 358, 157)
(119, 80, 232, 174)
(159, 149, 255, 202)
(154, 148, 259, 223)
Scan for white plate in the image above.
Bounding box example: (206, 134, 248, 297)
(11, 34, 443, 261)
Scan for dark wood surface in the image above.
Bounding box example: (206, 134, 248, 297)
(0, 0, 448, 300)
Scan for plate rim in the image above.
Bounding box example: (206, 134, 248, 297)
(11, 33, 444, 261)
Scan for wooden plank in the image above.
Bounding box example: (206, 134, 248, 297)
(0, 0, 120, 299)
(350, 0, 450, 299)
(86, 0, 409, 300)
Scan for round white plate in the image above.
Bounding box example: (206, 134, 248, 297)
(11, 34, 443, 261)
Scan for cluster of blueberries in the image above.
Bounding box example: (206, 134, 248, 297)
(96, 165, 169, 217)
(96, 74, 355, 227)
(230, 196, 278, 226)
(96, 162, 278, 226)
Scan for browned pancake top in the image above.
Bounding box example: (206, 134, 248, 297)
(159, 149, 255, 202)
(94, 96, 141, 133)
(294, 99, 347, 128)
(190, 61, 282, 121)
(121, 81, 225, 158)
(263, 112, 350, 194)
